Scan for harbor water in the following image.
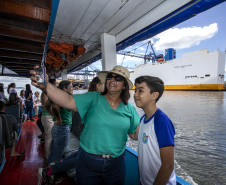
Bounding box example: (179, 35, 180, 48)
(127, 90, 226, 185)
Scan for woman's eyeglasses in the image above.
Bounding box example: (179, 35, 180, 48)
(106, 73, 124, 82)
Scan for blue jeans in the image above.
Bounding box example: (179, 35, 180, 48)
(52, 151, 78, 174)
(76, 147, 126, 185)
(47, 124, 71, 165)
(25, 101, 33, 120)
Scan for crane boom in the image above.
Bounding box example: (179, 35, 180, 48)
(117, 41, 164, 64)
(117, 51, 152, 61)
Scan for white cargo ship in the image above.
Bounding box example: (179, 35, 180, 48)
(130, 49, 226, 90)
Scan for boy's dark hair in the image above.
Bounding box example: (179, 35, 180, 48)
(88, 77, 101, 92)
(0, 101, 5, 111)
(135, 76, 164, 102)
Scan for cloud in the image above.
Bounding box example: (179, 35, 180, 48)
(139, 47, 146, 51)
(154, 23, 218, 51)
(117, 54, 144, 68)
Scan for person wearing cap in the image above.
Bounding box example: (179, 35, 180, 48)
(30, 65, 140, 185)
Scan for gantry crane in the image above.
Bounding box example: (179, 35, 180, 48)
(69, 64, 100, 87)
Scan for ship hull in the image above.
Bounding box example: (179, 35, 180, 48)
(130, 49, 226, 91)
(165, 84, 225, 91)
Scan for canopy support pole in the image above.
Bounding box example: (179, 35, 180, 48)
(61, 69, 67, 80)
(101, 33, 117, 71)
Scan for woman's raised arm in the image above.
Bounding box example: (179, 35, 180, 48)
(30, 70, 78, 112)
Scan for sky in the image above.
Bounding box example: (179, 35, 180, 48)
(1, 1, 226, 89)
(111, 1, 226, 69)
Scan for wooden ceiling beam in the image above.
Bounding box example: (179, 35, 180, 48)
(0, 24, 46, 42)
(0, 12, 48, 32)
(0, 50, 42, 60)
(0, 57, 41, 64)
(17, 0, 51, 10)
(0, 35, 44, 47)
(0, 0, 50, 22)
(2, 62, 37, 67)
(0, 41, 43, 54)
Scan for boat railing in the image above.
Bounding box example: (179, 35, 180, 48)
(124, 146, 191, 185)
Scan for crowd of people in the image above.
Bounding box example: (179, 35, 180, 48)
(1, 64, 176, 185)
(29, 65, 176, 185)
(0, 82, 42, 122)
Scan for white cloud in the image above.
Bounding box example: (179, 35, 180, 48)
(117, 54, 144, 68)
(139, 47, 146, 51)
(154, 23, 218, 51)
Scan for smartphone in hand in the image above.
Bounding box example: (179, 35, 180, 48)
(34, 66, 46, 84)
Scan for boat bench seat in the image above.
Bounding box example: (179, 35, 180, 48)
(0, 116, 6, 174)
(5, 103, 23, 128)
(5, 104, 23, 144)
(0, 113, 21, 174)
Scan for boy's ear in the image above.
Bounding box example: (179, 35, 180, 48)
(153, 92, 159, 100)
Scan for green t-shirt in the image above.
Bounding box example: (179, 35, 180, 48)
(52, 107, 72, 125)
(72, 91, 140, 158)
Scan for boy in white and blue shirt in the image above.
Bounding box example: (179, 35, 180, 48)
(134, 76, 176, 185)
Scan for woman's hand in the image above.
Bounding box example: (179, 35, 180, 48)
(30, 66, 48, 93)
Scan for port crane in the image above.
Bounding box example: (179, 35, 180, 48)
(69, 64, 100, 87)
(117, 41, 163, 64)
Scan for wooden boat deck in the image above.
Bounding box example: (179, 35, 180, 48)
(0, 119, 74, 185)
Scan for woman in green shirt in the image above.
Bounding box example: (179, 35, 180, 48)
(31, 65, 140, 185)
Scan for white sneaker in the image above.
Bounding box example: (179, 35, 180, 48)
(37, 168, 43, 185)
(37, 167, 49, 185)
(22, 114, 27, 124)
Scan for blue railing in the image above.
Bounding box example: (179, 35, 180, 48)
(125, 146, 191, 185)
